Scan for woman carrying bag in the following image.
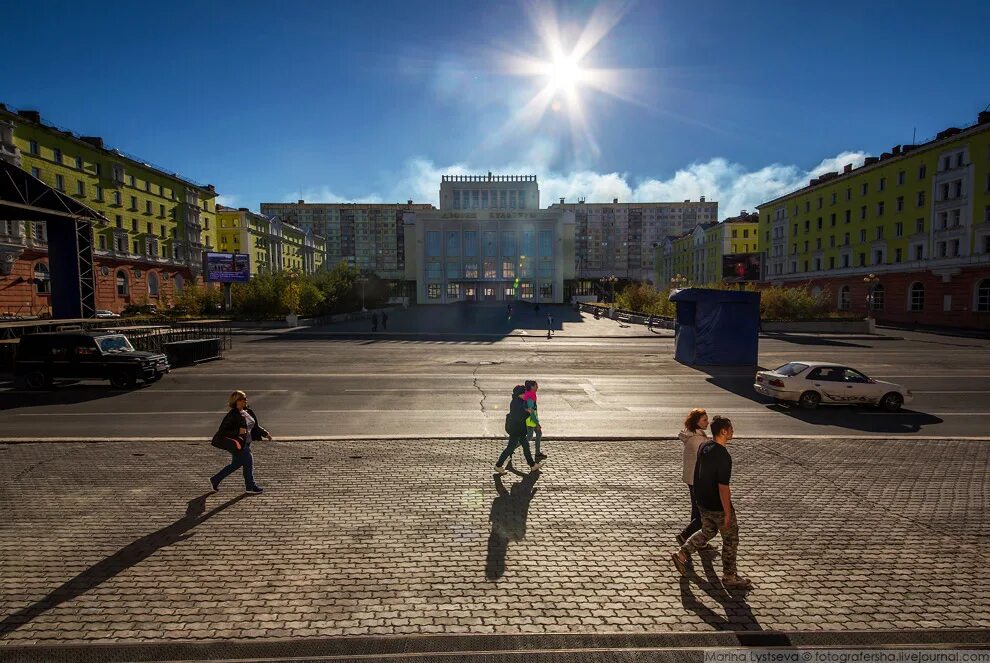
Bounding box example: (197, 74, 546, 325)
(210, 390, 273, 494)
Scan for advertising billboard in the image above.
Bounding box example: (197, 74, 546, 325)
(721, 252, 764, 283)
(205, 252, 251, 283)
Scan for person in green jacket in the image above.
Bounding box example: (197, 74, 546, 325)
(523, 379, 545, 462)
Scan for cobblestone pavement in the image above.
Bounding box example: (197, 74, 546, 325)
(0, 437, 988, 647)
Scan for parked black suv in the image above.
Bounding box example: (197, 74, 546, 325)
(15, 332, 170, 389)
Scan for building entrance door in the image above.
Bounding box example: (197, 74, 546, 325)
(464, 286, 476, 301)
(483, 287, 496, 301)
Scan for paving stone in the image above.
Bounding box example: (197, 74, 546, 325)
(0, 437, 988, 646)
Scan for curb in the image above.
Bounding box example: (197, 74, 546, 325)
(1, 628, 987, 663)
(3, 435, 990, 444)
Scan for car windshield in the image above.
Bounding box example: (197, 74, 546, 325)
(97, 335, 134, 353)
(775, 362, 809, 377)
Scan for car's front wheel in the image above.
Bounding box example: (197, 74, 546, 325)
(799, 390, 821, 410)
(879, 392, 904, 412)
(24, 370, 50, 390)
(109, 370, 136, 389)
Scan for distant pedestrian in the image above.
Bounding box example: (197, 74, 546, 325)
(371, 312, 379, 332)
(647, 315, 654, 332)
(495, 385, 540, 474)
(381, 312, 388, 331)
(523, 380, 546, 462)
(671, 416, 752, 590)
(546, 312, 554, 339)
(507, 303, 513, 320)
(676, 408, 711, 546)
(210, 390, 273, 494)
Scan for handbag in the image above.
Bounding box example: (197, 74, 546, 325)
(210, 434, 243, 453)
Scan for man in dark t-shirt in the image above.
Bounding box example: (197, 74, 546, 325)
(671, 416, 752, 590)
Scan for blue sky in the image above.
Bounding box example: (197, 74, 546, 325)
(3, 0, 989, 217)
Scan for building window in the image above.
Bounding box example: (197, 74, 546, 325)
(878, 177, 886, 191)
(116, 270, 129, 296)
(860, 206, 867, 220)
(874, 249, 883, 265)
(133, 240, 141, 254)
(146, 200, 152, 214)
(446, 231, 460, 256)
(917, 191, 925, 207)
(148, 272, 160, 297)
(977, 280, 990, 312)
(897, 171, 905, 186)
(919, 165, 926, 179)
(426, 231, 441, 257)
(501, 230, 516, 256)
(453, 190, 461, 209)
(464, 262, 479, 278)
(76, 180, 85, 196)
(504, 287, 516, 297)
(54, 174, 64, 191)
(463, 230, 478, 257)
(98, 235, 107, 250)
(540, 283, 553, 299)
(872, 284, 885, 311)
(446, 262, 459, 279)
(502, 259, 515, 278)
(29, 140, 39, 155)
(427, 283, 441, 299)
(861, 183, 868, 196)
(844, 210, 851, 224)
(876, 227, 884, 240)
(33, 262, 51, 294)
(909, 282, 925, 311)
(130, 196, 137, 210)
(915, 218, 924, 233)
(483, 260, 497, 279)
(895, 248, 902, 262)
(896, 196, 903, 212)
(539, 230, 553, 257)
(895, 222, 903, 237)
(31, 167, 41, 179)
(830, 213, 836, 226)
(876, 202, 884, 216)
(447, 283, 460, 298)
(838, 286, 850, 311)
(483, 230, 497, 257)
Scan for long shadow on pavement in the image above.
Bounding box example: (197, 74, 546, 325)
(678, 552, 790, 643)
(0, 383, 139, 411)
(0, 492, 248, 638)
(486, 466, 541, 581)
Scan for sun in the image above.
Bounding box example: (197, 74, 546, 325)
(546, 55, 584, 92)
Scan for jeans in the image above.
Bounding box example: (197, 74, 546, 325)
(211, 442, 257, 489)
(496, 432, 535, 468)
(680, 507, 739, 576)
(679, 484, 702, 541)
(527, 426, 543, 456)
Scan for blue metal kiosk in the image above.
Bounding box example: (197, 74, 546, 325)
(669, 288, 761, 365)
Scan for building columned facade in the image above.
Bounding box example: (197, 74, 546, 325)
(757, 110, 990, 329)
(404, 175, 574, 304)
(216, 206, 325, 276)
(0, 104, 217, 315)
(656, 211, 760, 287)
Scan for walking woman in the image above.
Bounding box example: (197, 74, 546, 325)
(676, 408, 709, 544)
(210, 390, 273, 494)
(495, 385, 541, 474)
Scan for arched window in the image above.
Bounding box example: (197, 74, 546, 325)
(173, 273, 184, 294)
(909, 282, 924, 311)
(977, 279, 990, 313)
(116, 270, 128, 297)
(33, 262, 51, 294)
(838, 285, 851, 311)
(871, 283, 885, 311)
(148, 271, 160, 297)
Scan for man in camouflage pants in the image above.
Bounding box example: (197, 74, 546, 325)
(671, 416, 753, 590)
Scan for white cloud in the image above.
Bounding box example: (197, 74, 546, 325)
(215, 194, 239, 209)
(281, 150, 869, 221)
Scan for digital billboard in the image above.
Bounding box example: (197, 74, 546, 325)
(205, 252, 251, 283)
(721, 252, 764, 283)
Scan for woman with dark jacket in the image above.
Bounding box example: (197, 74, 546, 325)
(494, 385, 541, 475)
(210, 390, 273, 494)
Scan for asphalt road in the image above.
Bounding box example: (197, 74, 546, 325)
(2, 307, 988, 440)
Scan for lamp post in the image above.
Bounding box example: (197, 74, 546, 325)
(357, 276, 368, 312)
(863, 273, 878, 328)
(669, 273, 688, 291)
(600, 274, 618, 304)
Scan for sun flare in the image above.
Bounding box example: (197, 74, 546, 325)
(546, 55, 584, 92)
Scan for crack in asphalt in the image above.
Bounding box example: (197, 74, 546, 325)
(472, 364, 489, 414)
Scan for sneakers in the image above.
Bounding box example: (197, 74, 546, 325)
(210, 477, 220, 492)
(670, 551, 689, 577)
(535, 453, 548, 461)
(245, 485, 264, 494)
(722, 574, 753, 590)
(494, 465, 508, 476)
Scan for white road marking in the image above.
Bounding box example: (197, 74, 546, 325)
(581, 383, 607, 406)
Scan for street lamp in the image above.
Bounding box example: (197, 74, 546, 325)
(600, 274, 618, 304)
(357, 276, 368, 311)
(863, 273, 878, 322)
(670, 273, 688, 291)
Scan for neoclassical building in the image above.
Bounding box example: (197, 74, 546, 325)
(403, 175, 575, 304)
